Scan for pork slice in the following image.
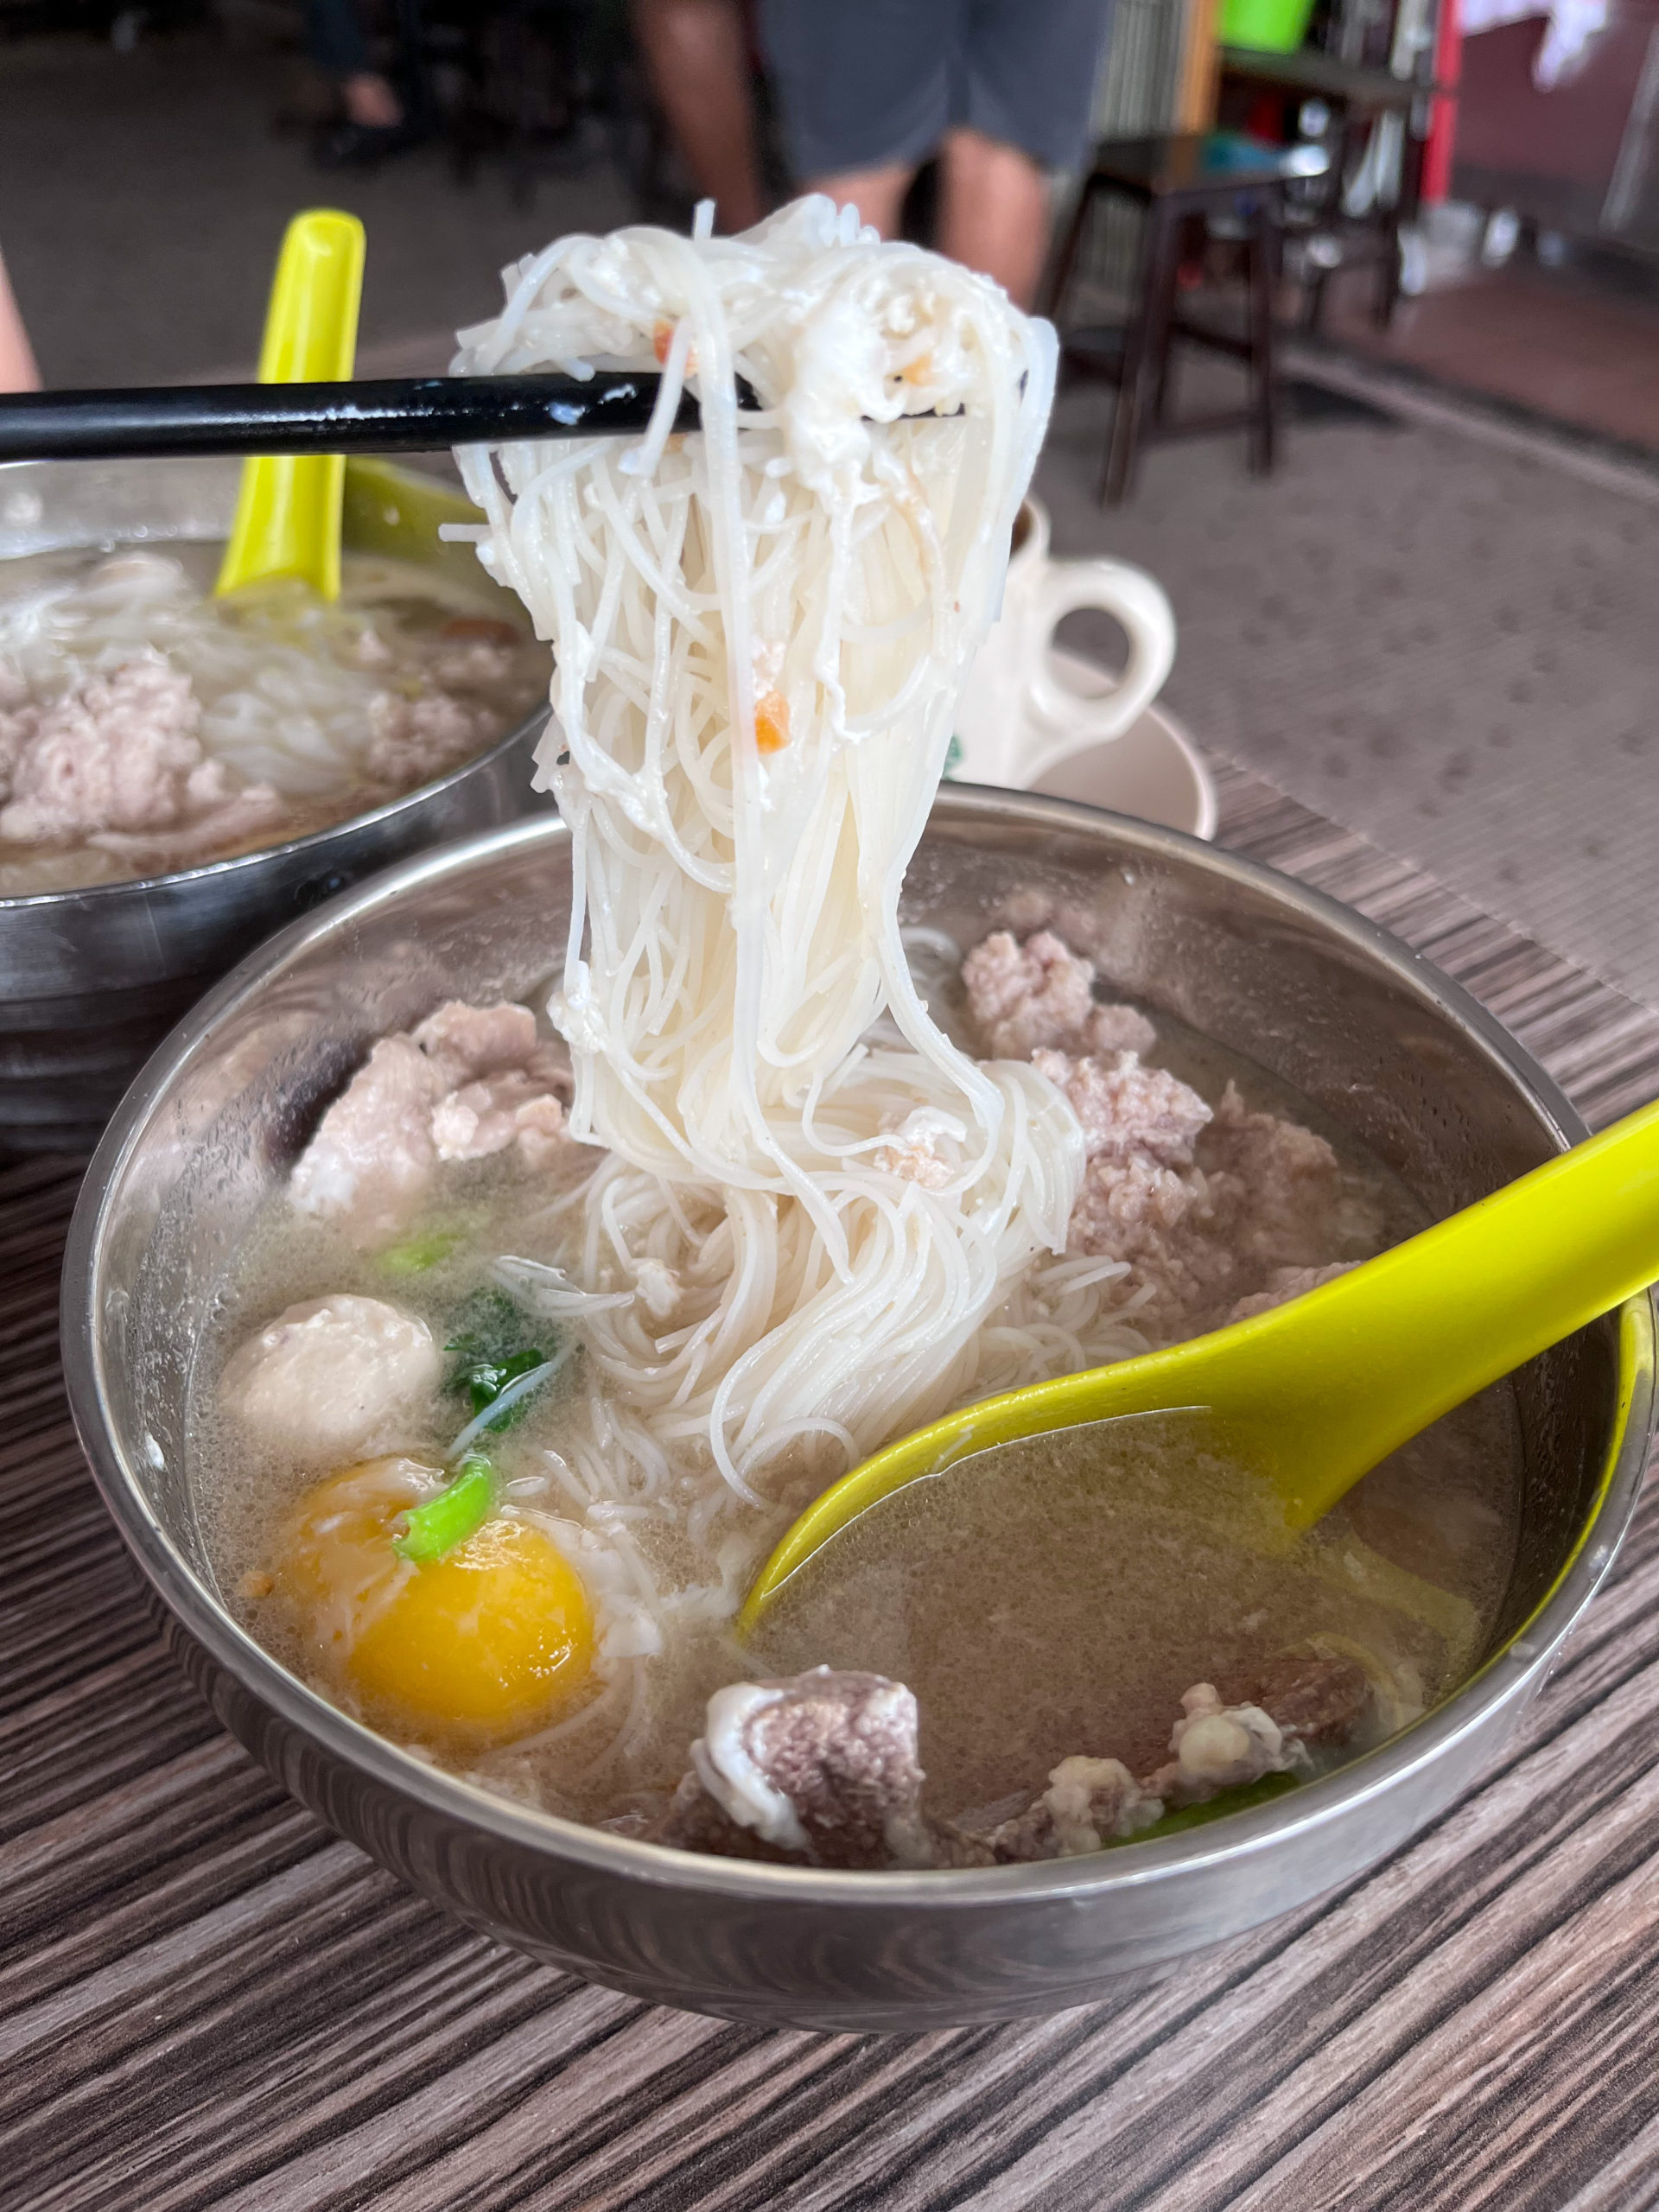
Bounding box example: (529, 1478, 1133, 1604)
(365, 690, 493, 790)
(1070, 1153, 1242, 1322)
(1061, 1075, 1364, 1338)
(418, 1002, 568, 1169)
(411, 998, 541, 1083)
(1141, 1682, 1309, 1808)
(1232, 1651, 1373, 1750)
(219, 1292, 439, 1464)
(664, 1669, 933, 1869)
(1069, 1150, 1196, 1255)
(981, 1666, 1338, 1866)
(514, 1091, 570, 1173)
(1084, 1001, 1159, 1058)
(431, 1069, 568, 1163)
(0, 656, 208, 843)
(1033, 1049, 1210, 1166)
(291, 1001, 567, 1244)
(87, 781, 287, 871)
(289, 1035, 449, 1248)
(656, 1770, 804, 1863)
(428, 639, 516, 691)
(982, 1755, 1165, 1862)
(1195, 1084, 1347, 1271)
(963, 929, 1157, 1062)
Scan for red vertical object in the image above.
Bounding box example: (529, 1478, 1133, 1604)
(1421, 0, 1463, 202)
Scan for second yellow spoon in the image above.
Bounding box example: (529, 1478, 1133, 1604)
(741, 1093, 1659, 1631)
(215, 208, 365, 602)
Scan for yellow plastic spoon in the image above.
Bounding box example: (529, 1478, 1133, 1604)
(215, 209, 365, 602)
(740, 1093, 1659, 1632)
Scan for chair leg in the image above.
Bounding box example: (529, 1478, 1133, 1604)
(1103, 199, 1178, 506)
(1300, 262, 1328, 334)
(1154, 209, 1200, 426)
(1042, 175, 1096, 327)
(1247, 200, 1280, 477)
(1373, 213, 1402, 328)
(1153, 343, 1177, 429)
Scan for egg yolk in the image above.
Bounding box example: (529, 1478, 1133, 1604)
(272, 1458, 594, 1751)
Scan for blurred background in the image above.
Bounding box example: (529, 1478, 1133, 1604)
(1, 0, 1656, 996)
(6, 0, 1657, 428)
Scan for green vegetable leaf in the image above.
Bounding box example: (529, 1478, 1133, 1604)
(460, 1346, 549, 1427)
(444, 1287, 555, 1433)
(445, 1287, 541, 1369)
(392, 1454, 497, 1563)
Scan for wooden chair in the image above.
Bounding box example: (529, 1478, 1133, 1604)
(1219, 45, 1433, 331)
(1045, 130, 1328, 505)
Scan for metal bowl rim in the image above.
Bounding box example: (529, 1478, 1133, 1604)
(0, 705, 551, 914)
(61, 789, 1656, 1909)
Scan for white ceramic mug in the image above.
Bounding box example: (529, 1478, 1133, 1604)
(952, 498, 1177, 788)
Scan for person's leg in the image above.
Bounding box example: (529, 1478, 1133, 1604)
(0, 250, 40, 393)
(632, 0, 765, 232)
(307, 0, 404, 130)
(938, 127, 1052, 303)
(760, 0, 949, 226)
(947, 0, 1115, 300)
(344, 72, 403, 127)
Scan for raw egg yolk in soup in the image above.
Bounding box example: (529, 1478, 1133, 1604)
(273, 1457, 594, 1750)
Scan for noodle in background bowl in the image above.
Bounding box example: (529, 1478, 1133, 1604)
(0, 454, 554, 1158)
(62, 792, 1654, 2032)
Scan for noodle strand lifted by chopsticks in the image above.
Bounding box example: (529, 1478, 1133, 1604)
(454, 198, 1096, 1510)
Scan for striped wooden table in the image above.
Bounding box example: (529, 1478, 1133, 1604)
(7, 761, 1659, 2212)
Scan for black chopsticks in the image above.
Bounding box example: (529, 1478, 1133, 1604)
(0, 372, 760, 462)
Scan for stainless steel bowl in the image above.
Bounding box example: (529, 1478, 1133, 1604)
(0, 454, 552, 1156)
(62, 793, 1654, 2032)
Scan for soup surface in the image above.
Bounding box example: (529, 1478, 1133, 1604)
(194, 935, 1522, 1867)
(0, 542, 548, 893)
(754, 1402, 1510, 1821)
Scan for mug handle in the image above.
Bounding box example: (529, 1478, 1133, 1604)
(1021, 558, 1177, 761)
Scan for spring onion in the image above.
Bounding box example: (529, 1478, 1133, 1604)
(380, 1225, 462, 1277)
(393, 1453, 497, 1563)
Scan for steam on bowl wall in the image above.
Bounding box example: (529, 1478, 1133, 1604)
(0, 454, 553, 1157)
(61, 796, 1655, 2031)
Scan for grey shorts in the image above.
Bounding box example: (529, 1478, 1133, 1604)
(760, 0, 1114, 181)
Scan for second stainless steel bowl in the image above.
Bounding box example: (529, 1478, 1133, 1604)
(62, 793, 1654, 2031)
(0, 454, 552, 1155)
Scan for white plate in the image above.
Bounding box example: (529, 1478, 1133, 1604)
(950, 646, 1217, 841)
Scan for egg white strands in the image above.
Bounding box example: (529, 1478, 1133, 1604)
(455, 199, 1088, 1520)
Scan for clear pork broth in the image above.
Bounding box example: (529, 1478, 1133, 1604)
(189, 985, 1523, 1845)
(750, 1400, 1516, 1819)
(0, 542, 548, 893)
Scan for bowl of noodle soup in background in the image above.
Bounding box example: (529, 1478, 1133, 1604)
(0, 453, 553, 1158)
(62, 790, 1653, 2032)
